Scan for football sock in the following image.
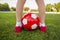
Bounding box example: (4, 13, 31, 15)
(39, 23, 46, 27)
(16, 21, 22, 27)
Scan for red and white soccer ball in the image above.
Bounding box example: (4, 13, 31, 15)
(22, 12, 39, 30)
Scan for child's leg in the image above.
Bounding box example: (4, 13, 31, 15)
(36, 0, 46, 33)
(14, 0, 26, 33)
(16, 0, 26, 22)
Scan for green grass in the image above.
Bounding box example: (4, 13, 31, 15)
(0, 12, 60, 40)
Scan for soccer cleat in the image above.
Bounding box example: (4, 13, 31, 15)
(39, 26, 46, 33)
(14, 26, 22, 33)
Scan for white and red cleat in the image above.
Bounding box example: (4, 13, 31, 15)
(14, 26, 22, 33)
(39, 26, 46, 33)
(39, 23, 47, 33)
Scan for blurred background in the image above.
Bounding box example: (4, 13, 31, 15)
(0, 0, 60, 12)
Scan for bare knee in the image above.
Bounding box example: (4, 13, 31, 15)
(36, 0, 44, 3)
(17, 0, 26, 4)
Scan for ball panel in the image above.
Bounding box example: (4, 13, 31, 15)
(31, 24, 37, 29)
(23, 24, 31, 30)
(31, 13, 37, 19)
(22, 18, 27, 25)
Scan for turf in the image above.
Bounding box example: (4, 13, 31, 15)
(0, 12, 60, 40)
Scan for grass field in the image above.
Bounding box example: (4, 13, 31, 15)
(0, 12, 60, 40)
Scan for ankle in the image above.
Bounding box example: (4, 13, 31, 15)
(39, 23, 46, 27)
(16, 21, 22, 27)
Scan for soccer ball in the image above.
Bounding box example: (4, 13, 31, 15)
(22, 12, 39, 30)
